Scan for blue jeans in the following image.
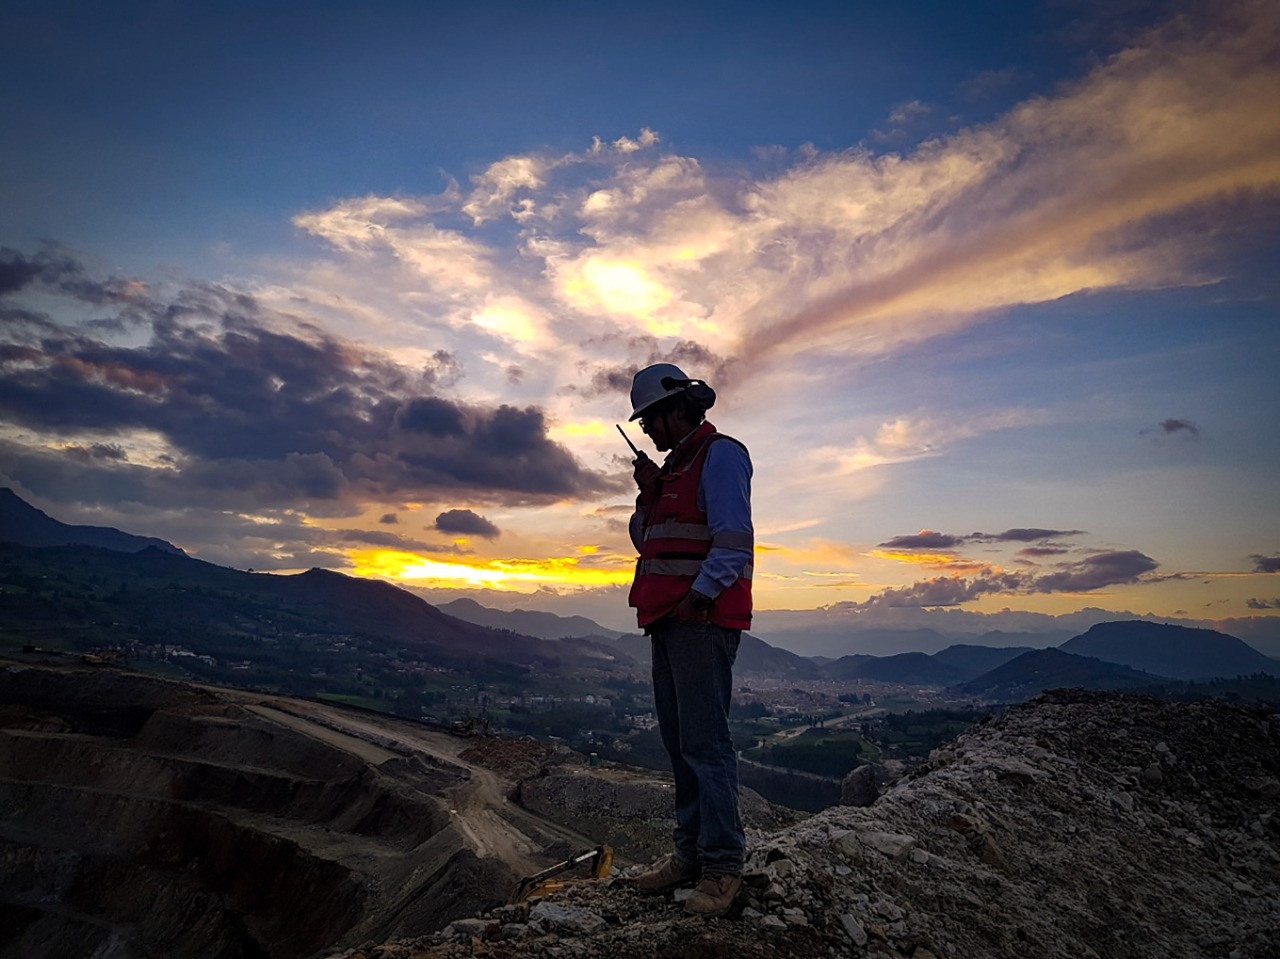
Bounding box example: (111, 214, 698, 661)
(650, 620, 745, 875)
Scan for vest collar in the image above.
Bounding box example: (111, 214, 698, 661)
(664, 420, 717, 471)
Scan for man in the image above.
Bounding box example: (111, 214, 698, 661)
(625, 362, 753, 918)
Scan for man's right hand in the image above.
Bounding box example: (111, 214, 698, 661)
(633, 455, 660, 508)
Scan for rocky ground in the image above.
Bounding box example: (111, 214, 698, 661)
(323, 690, 1280, 959)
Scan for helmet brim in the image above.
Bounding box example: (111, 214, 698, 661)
(628, 387, 685, 420)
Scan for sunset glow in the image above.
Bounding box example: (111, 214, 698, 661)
(349, 549, 635, 591)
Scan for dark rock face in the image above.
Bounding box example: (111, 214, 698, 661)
(838, 764, 880, 807)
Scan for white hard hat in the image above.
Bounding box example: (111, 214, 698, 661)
(628, 363, 690, 421)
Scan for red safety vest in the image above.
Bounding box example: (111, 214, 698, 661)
(629, 421, 753, 629)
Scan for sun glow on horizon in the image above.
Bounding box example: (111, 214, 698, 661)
(348, 548, 635, 590)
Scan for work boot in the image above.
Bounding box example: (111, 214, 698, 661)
(633, 854, 698, 893)
(683, 873, 742, 917)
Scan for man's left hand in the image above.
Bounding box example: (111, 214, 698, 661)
(673, 591, 713, 623)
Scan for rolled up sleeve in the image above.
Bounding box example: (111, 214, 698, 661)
(694, 440, 753, 598)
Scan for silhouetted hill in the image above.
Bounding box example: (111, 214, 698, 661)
(747, 619, 955, 656)
(932, 643, 1035, 678)
(821, 653, 875, 679)
(607, 630, 822, 678)
(1061, 620, 1279, 680)
(825, 651, 965, 685)
(0, 540, 635, 695)
(956, 647, 1161, 700)
(819, 645, 1034, 684)
(0, 488, 183, 554)
(969, 629, 1071, 649)
(738, 633, 825, 677)
(436, 597, 625, 640)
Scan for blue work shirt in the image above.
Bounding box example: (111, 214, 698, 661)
(630, 429, 754, 600)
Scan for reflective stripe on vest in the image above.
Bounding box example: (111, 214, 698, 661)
(638, 559, 755, 579)
(644, 522, 754, 552)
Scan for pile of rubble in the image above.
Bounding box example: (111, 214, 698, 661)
(459, 735, 580, 780)
(326, 691, 1279, 959)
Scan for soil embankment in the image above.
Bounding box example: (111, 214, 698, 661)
(0, 657, 598, 958)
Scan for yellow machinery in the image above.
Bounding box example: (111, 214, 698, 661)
(509, 845, 613, 903)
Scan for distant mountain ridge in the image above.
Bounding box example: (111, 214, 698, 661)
(1060, 620, 1279, 680)
(0, 539, 639, 686)
(0, 488, 184, 554)
(435, 596, 626, 640)
(955, 647, 1162, 700)
(4, 490, 1276, 695)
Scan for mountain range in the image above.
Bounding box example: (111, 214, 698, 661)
(1, 488, 1276, 698)
(0, 487, 184, 554)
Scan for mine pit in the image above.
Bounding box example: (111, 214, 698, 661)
(0, 661, 544, 959)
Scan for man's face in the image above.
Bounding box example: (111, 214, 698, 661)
(639, 407, 676, 452)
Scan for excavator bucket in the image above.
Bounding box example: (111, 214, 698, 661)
(509, 845, 613, 903)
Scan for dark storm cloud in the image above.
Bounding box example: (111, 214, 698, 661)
(1159, 418, 1199, 435)
(63, 443, 128, 462)
(865, 571, 1025, 607)
(0, 252, 621, 511)
(1018, 545, 1071, 557)
(854, 548, 1160, 609)
(572, 338, 731, 400)
(879, 527, 1084, 551)
(1031, 550, 1159, 593)
(1140, 417, 1201, 438)
(0, 246, 152, 307)
(434, 508, 501, 540)
(398, 396, 466, 436)
(878, 530, 966, 550)
(0, 250, 42, 295)
(1250, 554, 1280, 574)
(987, 528, 1084, 542)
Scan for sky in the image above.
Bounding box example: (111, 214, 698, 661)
(2, 0, 1278, 639)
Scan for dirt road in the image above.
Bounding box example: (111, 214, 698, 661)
(240, 693, 604, 878)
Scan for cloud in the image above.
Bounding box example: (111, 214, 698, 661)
(852, 547, 1160, 608)
(0, 252, 621, 516)
(857, 571, 1027, 608)
(1251, 554, 1280, 573)
(294, 198, 494, 296)
(987, 528, 1085, 542)
(887, 100, 932, 126)
(822, 409, 1048, 475)
(878, 527, 1085, 550)
(738, 2, 1280, 362)
(878, 529, 966, 550)
(1030, 549, 1159, 593)
(1141, 417, 1201, 437)
(1, 245, 152, 307)
(264, 3, 1279, 395)
(379, 513, 398, 524)
(1018, 546, 1072, 558)
(1245, 597, 1280, 609)
(434, 508, 501, 540)
(463, 155, 554, 225)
